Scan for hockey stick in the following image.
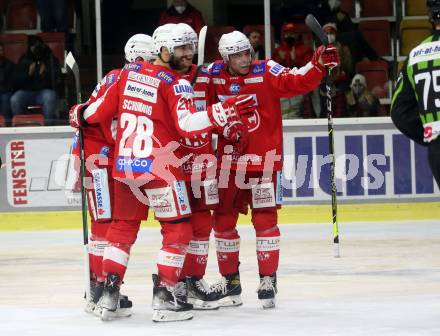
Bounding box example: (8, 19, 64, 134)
(191, 25, 207, 86)
(66, 52, 92, 298)
(305, 14, 340, 258)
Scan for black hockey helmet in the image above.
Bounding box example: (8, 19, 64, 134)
(427, 0, 440, 22)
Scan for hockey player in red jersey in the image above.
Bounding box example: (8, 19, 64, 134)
(169, 23, 222, 310)
(69, 24, 251, 322)
(69, 33, 156, 317)
(205, 31, 340, 309)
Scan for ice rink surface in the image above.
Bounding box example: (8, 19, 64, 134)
(1, 220, 440, 335)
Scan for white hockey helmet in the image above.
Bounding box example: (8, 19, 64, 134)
(218, 31, 252, 62)
(152, 23, 193, 56)
(177, 23, 198, 52)
(124, 34, 155, 62)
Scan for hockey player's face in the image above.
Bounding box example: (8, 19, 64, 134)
(228, 50, 252, 75)
(171, 44, 194, 71)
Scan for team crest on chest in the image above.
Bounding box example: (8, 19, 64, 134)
(229, 82, 241, 94)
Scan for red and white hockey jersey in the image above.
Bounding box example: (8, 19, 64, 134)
(178, 64, 216, 179)
(71, 69, 120, 163)
(83, 62, 214, 182)
(207, 59, 325, 172)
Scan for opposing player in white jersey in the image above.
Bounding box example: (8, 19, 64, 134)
(69, 33, 155, 317)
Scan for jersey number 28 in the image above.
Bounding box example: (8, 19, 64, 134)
(119, 112, 153, 157)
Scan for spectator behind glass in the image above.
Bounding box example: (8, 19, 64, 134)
(345, 74, 386, 117)
(247, 29, 265, 60)
(0, 42, 15, 120)
(323, 22, 353, 87)
(11, 36, 61, 122)
(36, 0, 68, 33)
(273, 23, 313, 68)
(318, 0, 379, 64)
(159, 0, 205, 33)
(274, 23, 314, 119)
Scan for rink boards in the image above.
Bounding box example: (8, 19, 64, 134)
(0, 117, 439, 229)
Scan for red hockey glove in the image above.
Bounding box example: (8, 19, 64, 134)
(312, 44, 340, 71)
(226, 94, 256, 117)
(208, 101, 245, 143)
(69, 103, 88, 128)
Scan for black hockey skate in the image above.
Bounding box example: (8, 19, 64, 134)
(209, 272, 242, 307)
(96, 273, 132, 321)
(257, 273, 277, 309)
(152, 274, 193, 322)
(186, 276, 220, 310)
(84, 280, 104, 314)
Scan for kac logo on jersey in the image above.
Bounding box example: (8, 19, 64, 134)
(156, 71, 174, 84)
(252, 63, 266, 75)
(230, 82, 241, 94)
(100, 146, 109, 157)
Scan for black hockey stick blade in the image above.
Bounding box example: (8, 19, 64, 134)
(305, 14, 329, 46)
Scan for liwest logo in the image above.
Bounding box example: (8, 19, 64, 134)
(269, 61, 284, 76)
(123, 80, 157, 103)
(174, 83, 194, 95)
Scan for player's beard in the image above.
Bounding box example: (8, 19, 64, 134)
(169, 54, 192, 71)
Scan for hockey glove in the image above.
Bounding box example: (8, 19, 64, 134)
(231, 94, 256, 117)
(208, 101, 245, 143)
(312, 44, 340, 71)
(69, 103, 88, 128)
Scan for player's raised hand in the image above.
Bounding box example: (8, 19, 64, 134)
(312, 44, 340, 71)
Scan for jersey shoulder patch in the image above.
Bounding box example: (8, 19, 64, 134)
(123, 63, 142, 72)
(210, 61, 225, 76)
(156, 70, 176, 85)
(105, 69, 120, 87)
(266, 60, 285, 77)
(251, 61, 267, 75)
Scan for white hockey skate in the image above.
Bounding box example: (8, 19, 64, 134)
(152, 274, 193, 322)
(209, 272, 243, 307)
(257, 273, 277, 309)
(96, 273, 132, 321)
(186, 276, 220, 310)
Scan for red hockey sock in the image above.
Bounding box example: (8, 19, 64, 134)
(214, 230, 240, 276)
(102, 242, 131, 283)
(158, 221, 192, 286)
(180, 239, 210, 280)
(255, 226, 280, 276)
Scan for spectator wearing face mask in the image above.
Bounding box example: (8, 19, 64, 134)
(247, 29, 265, 60)
(272, 22, 313, 68)
(273, 23, 315, 119)
(345, 74, 386, 117)
(323, 22, 353, 86)
(159, 0, 205, 33)
(10, 36, 61, 121)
